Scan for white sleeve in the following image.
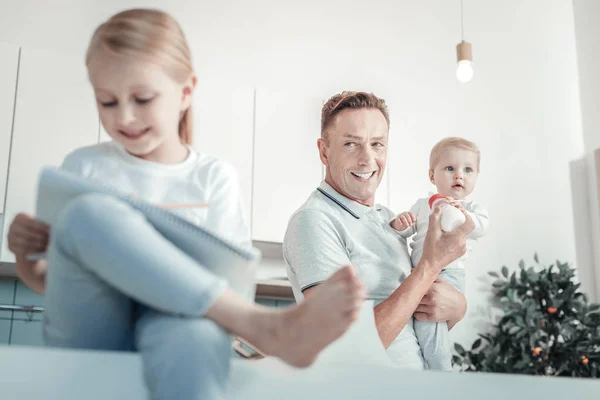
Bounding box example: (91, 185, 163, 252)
(465, 201, 489, 239)
(205, 161, 251, 248)
(59, 149, 91, 178)
(283, 209, 351, 292)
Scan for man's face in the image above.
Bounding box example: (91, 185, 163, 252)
(318, 108, 388, 206)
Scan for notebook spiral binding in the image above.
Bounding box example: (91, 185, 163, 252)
(122, 193, 258, 261)
(40, 167, 261, 262)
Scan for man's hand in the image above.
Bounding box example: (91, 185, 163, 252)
(414, 278, 467, 329)
(419, 206, 475, 274)
(391, 211, 417, 231)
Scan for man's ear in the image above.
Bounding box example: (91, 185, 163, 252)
(181, 74, 198, 111)
(317, 138, 329, 167)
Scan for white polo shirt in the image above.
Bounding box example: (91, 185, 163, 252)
(283, 181, 426, 369)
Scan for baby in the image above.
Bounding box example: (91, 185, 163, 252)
(390, 137, 489, 371)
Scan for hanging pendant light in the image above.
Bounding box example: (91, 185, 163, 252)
(456, 0, 473, 83)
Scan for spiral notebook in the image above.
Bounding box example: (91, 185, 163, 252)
(33, 167, 262, 300)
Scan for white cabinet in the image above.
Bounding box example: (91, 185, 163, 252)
(252, 90, 323, 242)
(193, 83, 254, 228)
(0, 319, 9, 345)
(0, 47, 99, 262)
(0, 43, 19, 213)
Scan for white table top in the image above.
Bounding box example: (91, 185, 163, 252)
(0, 345, 598, 400)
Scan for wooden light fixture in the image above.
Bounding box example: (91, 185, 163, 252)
(456, 0, 473, 82)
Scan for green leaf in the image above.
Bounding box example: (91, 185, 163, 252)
(454, 343, 466, 356)
(478, 333, 492, 343)
(488, 271, 500, 278)
(511, 272, 517, 285)
(472, 338, 482, 350)
(523, 298, 536, 312)
(502, 266, 509, 278)
(534, 253, 539, 263)
(519, 259, 526, 269)
(508, 326, 521, 335)
(493, 280, 505, 288)
(589, 304, 600, 313)
(514, 359, 530, 369)
(515, 315, 526, 328)
(527, 267, 539, 283)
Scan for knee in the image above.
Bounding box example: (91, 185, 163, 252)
(54, 193, 128, 240)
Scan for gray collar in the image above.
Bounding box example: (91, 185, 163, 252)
(317, 181, 380, 219)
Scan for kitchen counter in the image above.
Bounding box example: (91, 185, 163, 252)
(0, 259, 295, 302)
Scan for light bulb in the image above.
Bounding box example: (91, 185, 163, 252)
(456, 59, 473, 83)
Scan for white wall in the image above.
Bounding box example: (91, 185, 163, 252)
(0, 0, 586, 347)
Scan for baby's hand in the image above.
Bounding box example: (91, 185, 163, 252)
(392, 211, 417, 231)
(445, 197, 465, 212)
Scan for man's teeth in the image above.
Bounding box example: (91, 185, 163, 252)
(353, 172, 374, 179)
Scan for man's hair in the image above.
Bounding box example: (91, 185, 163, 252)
(429, 137, 481, 171)
(321, 91, 389, 143)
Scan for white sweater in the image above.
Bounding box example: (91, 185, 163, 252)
(60, 141, 250, 247)
(396, 196, 489, 269)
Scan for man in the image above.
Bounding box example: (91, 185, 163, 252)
(283, 91, 474, 369)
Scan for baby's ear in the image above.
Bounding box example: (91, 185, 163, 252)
(428, 169, 435, 184)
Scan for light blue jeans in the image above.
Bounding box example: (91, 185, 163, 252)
(413, 268, 465, 371)
(43, 193, 231, 400)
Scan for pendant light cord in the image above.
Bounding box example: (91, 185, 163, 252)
(461, 0, 464, 41)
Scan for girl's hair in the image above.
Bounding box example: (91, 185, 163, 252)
(86, 9, 194, 144)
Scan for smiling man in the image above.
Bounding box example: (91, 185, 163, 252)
(283, 91, 474, 369)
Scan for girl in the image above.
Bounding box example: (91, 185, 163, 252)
(7, 9, 364, 400)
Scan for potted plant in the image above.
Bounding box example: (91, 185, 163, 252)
(453, 255, 600, 377)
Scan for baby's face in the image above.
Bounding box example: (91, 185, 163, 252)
(429, 148, 479, 199)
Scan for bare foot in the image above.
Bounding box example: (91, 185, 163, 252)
(250, 266, 365, 367)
